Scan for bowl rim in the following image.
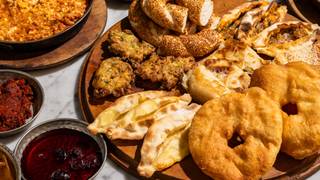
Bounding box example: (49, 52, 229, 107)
(0, 0, 93, 44)
(0, 143, 22, 180)
(0, 69, 44, 136)
(13, 118, 107, 180)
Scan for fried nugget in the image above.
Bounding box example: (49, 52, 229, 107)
(136, 54, 195, 89)
(107, 29, 155, 67)
(92, 57, 135, 98)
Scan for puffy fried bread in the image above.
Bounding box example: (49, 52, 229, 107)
(138, 103, 201, 177)
(106, 94, 192, 140)
(250, 62, 320, 159)
(88, 90, 176, 135)
(92, 58, 135, 98)
(189, 87, 283, 180)
(253, 21, 320, 65)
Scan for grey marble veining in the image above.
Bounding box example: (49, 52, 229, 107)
(0, 0, 319, 179)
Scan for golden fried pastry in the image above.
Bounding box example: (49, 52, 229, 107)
(183, 40, 265, 103)
(107, 29, 155, 67)
(92, 58, 135, 98)
(105, 94, 191, 140)
(88, 90, 177, 135)
(217, 0, 286, 42)
(129, 0, 222, 58)
(136, 53, 195, 90)
(250, 62, 320, 159)
(138, 103, 201, 177)
(189, 88, 283, 180)
(253, 21, 320, 65)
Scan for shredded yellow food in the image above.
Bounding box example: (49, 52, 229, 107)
(0, 0, 87, 41)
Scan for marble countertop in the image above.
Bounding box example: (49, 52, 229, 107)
(0, 0, 319, 180)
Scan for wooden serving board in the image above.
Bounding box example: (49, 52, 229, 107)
(0, 0, 107, 71)
(78, 1, 320, 179)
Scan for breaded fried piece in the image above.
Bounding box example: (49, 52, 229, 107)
(92, 57, 135, 98)
(136, 54, 195, 89)
(107, 29, 155, 67)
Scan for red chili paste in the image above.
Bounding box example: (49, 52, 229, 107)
(0, 78, 33, 131)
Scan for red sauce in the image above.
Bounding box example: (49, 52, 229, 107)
(0, 78, 33, 131)
(21, 129, 103, 180)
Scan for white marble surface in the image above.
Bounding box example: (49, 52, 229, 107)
(0, 0, 320, 179)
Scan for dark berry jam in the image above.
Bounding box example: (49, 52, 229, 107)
(21, 129, 103, 180)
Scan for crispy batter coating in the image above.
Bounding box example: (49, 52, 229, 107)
(189, 88, 283, 180)
(107, 29, 155, 67)
(92, 57, 135, 98)
(250, 62, 320, 159)
(136, 53, 195, 89)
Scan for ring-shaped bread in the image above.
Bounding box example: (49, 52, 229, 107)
(250, 62, 320, 159)
(189, 87, 283, 180)
(129, 0, 221, 58)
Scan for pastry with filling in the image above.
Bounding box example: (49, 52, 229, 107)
(88, 90, 178, 135)
(183, 40, 265, 103)
(253, 21, 320, 65)
(137, 103, 201, 177)
(216, 1, 286, 43)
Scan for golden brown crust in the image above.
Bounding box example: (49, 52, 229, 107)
(250, 62, 320, 159)
(189, 87, 283, 180)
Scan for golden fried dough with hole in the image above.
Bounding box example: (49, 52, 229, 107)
(250, 62, 320, 159)
(189, 87, 283, 180)
(92, 58, 135, 98)
(107, 29, 155, 67)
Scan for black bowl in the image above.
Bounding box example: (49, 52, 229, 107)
(0, 0, 93, 52)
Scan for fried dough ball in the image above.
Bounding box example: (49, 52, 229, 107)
(189, 87, 283, 180)
(250, 62, 320, 159)
(135, 53, 195, 89)
(92, 57, 135, 98)
(107, 29, 155, 67)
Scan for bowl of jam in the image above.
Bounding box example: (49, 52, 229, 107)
(0, 144, 21, 180)
(0, 69, 44, 137)
(14, 118, 107, 180)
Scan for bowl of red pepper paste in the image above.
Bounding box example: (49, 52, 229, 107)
(0, 69, 44, 137)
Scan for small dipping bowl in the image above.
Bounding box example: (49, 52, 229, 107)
(0, 143, 21, 180)
(0, 69, 44, 137)
(14, 118, 107, 180)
